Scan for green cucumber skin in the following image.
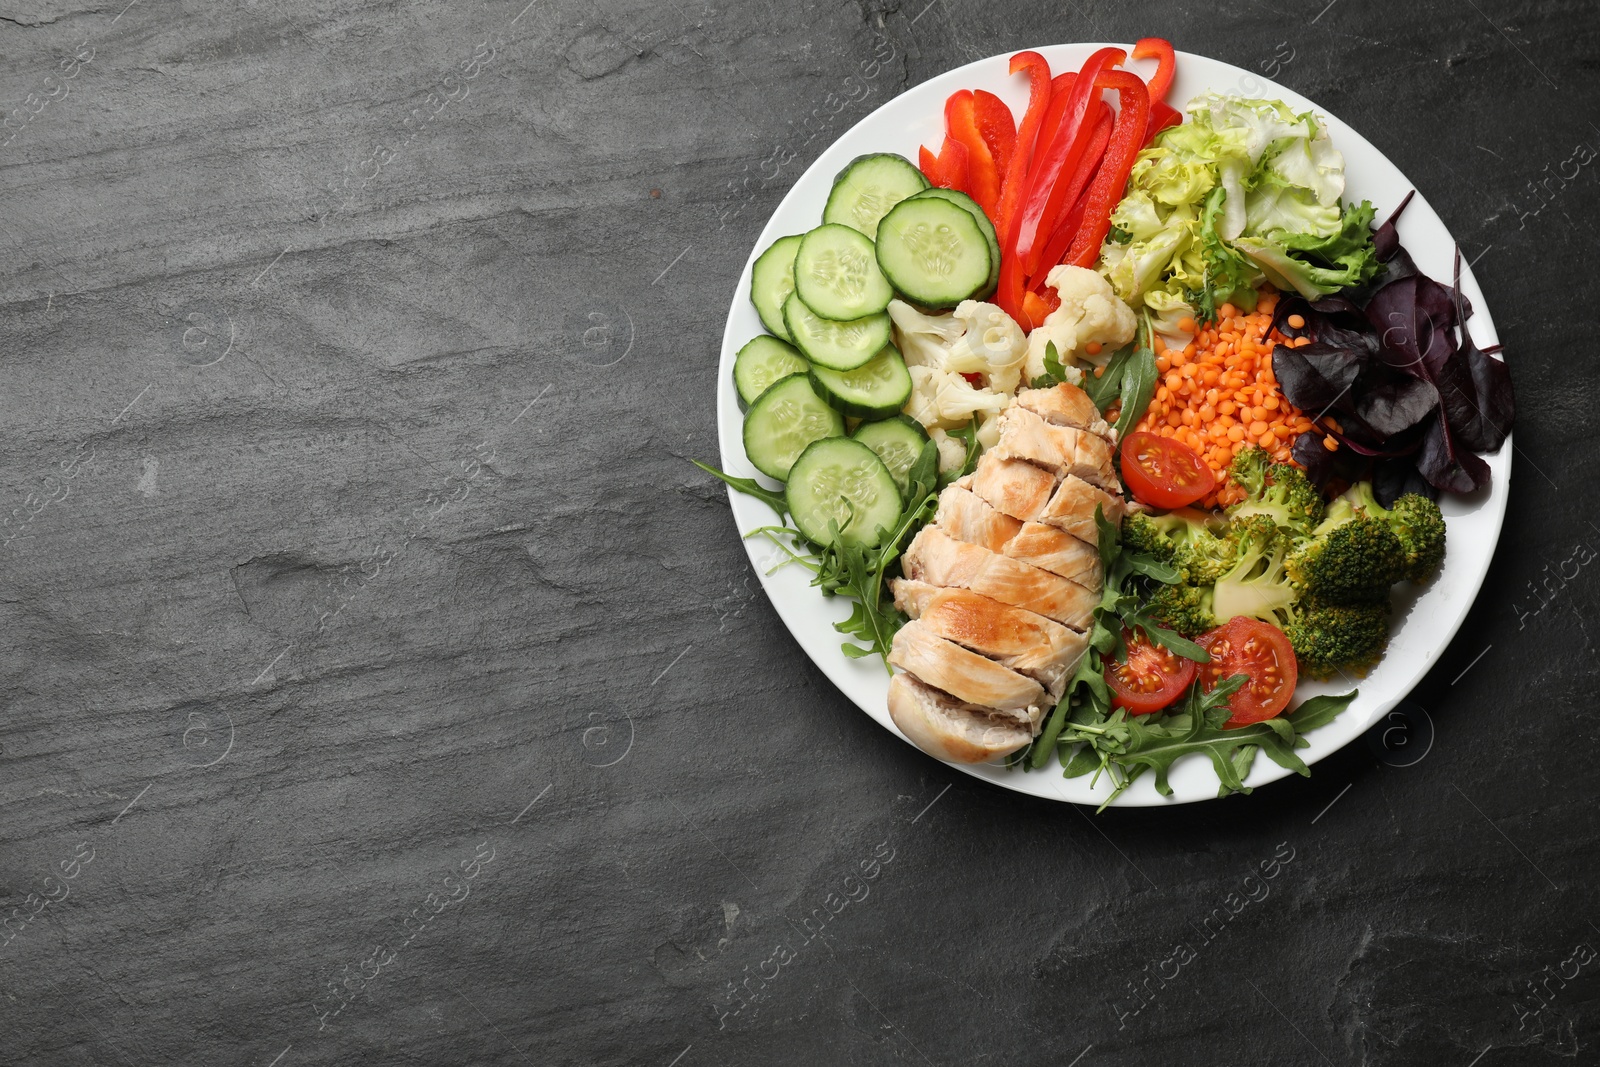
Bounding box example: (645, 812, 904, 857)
(734, 336, 809, 407)
(874, 198, 992, 308)
(741, 373, 845, 481)
(784, 437, 902, 548)
(781, 293, 892, 372)
(793, 223, 893, 321)
(750, 234, 803, 341)
(822, 153, 930, 240)
(807, 344, 912, 421)
(908, 187, 1001, 299)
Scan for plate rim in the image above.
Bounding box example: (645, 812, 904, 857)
(713, 43, 1511, 806)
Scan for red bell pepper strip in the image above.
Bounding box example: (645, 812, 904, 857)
(1021, 290, 1055, 328)
(1013, 47, 1126, 278)
(1066, 69, 1151, 268)
(1145, 100, 1182, 146)
(1131, 37, 1176, 102)
(945, 90, 1001, 217)
(993, 52, 1051, 240)
(918, 136, 968, 191)
(1026, 106, 1111, 287)
(1132, 37, 1180, 144)
(992, 51, 1053, 326)
(972, 90, 1016, 183)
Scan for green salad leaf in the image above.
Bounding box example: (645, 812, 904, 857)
(1098, 92, 1381, 320)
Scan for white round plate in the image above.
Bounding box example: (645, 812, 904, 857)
(715, 44, 1509, 806)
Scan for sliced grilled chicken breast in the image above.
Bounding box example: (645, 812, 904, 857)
(1035, 472, 1126, 542)
(964, 454, 1126, 544)
(902, 526, 1097, 631)
(889, 621, 1046, 711)
(935, 485, 1100, 586)
(891, 579, 1089, 697)
(989, 405, 1118, 489)
(962, 455, 1057, 524)
(887, 673, 1034, 764)
(1014, 383, 1111, 439)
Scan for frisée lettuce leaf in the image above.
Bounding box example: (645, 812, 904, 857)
(1099, 93, 1381, 321)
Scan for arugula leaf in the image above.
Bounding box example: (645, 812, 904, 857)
(1110, 343, 1158, 442)
(692, 459, 788, 518)
(1082, 344, 1136, 412)
(1124, 612, 1210, 662)
(1061, 744, 1102, 778)
(1286, 690, 1359, 732)
(903, 439, 940, 506)
(1043, 341, 1067, 383)
(940, 421, 983, 487)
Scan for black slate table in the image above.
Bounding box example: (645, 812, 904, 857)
(1, 1, 1593, 1064)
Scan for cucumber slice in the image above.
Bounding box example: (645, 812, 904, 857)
(741, 374, 845, 481)
(909, 187, 1000, 300)
(785, 437, 903, 547)
(809, 343, 912, 421)
(793, 224, 893, 321)
(874, 197, 992, 308)
(750, 234, 803, 341)
(734, 336, 809, 406)
(852, 415, 929, 496)
(822, 153, 929, 240)
(782, 293, 892, 372)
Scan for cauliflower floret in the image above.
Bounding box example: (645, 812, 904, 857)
(887, 300, 966, 368)
(906, 366, 1008, 425)
(949, 300, 1028, 394)
(927, 427, 967, 472)
(891, 299, 1031, 472)
(1023, 265, 1138, 381)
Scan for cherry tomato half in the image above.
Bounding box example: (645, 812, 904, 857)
(1119, 430, 1216, 509)
(1105, 629, 1197, 715)
(1197, 617, 1299, 728)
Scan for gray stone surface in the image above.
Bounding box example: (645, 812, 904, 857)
(0, 1, 1593, 1064)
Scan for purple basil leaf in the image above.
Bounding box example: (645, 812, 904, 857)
(1292, 430, 1368, 490)
(1372, 456, 1439, 506)
(1441, 346, 1516, 453)
(1272, 341, 1364, 414)
(1417, 414, 1490, 494)
(1373, 190, 1415, 260)
(1354, 375, 1440, 437)
(1442, 256, 1516, 453)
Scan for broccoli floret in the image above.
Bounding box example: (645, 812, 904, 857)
(1145, 583, 1217, 636)
(1284, 597, 1391, 679)
(1229, 443, 1273, 497)
(1129, 508, 1238, 584)
(1285, 493, 1405, 604)
(1343, 483, 1446, 583)
(1212, 514, 1297, 625)
(1121, 512, 1179, 567)
(1227, 446, 1326, 535)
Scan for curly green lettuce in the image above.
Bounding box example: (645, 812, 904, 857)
(1098, 93, 1381, 321)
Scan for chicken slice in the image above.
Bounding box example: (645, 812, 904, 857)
(887, 673, 1035, 764)
(892, 579, 1089, 698)
(935, 485, 1101, 587)
(989, 405, 1117, 490)
(889, 620, 1046, 711)
(902, 526, 1097, 631)
(1036, 473, 1126, 543)
(1014, 382, 1112, 441)
(964, 454, 1125, 545)
(961, 454, 1057, 525)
